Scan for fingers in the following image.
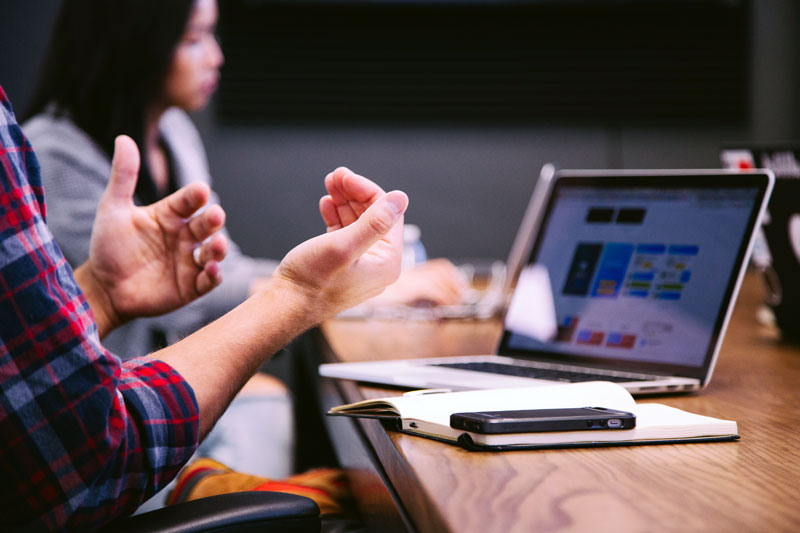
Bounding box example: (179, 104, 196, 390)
(422, 259, 470, 297)
(161, 182, 212, 219)
(187, 203, 226, 242)
(195, 260, 223, 295)
(193, 233, 228, 267)
(104, 135, 141, 204)
(335, 190, 408, 259)
(153, 182, 226, 300)
(324, 167, 385, 227)
(326, 167, 384, 203)
(412, 285, 461, 306)
(410, 279, 466, 306)
(432, 277, 468, 305)
(380, 260, 469, 306)
(193, 235, 227, 296)
(319, 195, 342, 231)
(324, 172, 359, 227)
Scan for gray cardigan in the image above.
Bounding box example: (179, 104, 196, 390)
(23, 108, 278, 357)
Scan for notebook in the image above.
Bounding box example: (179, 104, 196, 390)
(320, 169, 774, 395)
(327, 381, 739, 450)
(721, 145, 800, 341)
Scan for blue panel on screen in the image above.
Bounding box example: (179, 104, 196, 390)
(669, 245, 699, 256)
(657, 292, 682, 300)
(591, 243, 634, 298)
(636, 244, 666, 254)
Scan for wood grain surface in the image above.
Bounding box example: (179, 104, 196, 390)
(321, 272, 800, 532)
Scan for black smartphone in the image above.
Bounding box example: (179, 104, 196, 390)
(449, 407, 636, 434)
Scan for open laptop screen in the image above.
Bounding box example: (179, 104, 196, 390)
(500, 172, 771, 378)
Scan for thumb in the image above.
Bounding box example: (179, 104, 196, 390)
(104, 135, 140, 204)
(336, 190, 408, 258)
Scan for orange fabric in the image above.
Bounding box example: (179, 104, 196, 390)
(168, 458, 353, 516)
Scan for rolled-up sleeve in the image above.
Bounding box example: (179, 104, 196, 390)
(56, 358, 200, 528)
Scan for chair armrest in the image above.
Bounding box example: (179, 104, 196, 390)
(108, 491, 320, 533)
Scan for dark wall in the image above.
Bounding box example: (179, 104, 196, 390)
(2, 0, 798, 262)
(0, 0, 61, 114)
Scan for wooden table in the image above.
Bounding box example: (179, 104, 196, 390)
(316, 272, 800, 532)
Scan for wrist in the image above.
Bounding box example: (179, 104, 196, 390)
(73, 262, 124, 338)
(254, 275, 332, 329)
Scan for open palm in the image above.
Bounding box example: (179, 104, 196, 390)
(87, 136, 227, 323)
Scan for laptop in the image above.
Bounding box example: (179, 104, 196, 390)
(321, 169, 774, 395)
(721, 145, 800, 341)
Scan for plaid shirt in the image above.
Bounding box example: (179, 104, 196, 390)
(0, 87, 199, 530)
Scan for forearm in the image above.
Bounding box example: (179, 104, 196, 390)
(155, 177, 407, 438)
(153, 276, 323, 438)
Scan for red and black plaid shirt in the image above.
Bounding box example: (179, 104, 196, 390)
(0, 87, 199, 530)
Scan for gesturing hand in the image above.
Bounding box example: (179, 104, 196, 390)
(76, 135, 228, 336)
(273, 167, 408, 320)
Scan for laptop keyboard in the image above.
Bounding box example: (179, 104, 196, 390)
(431, 361, 650, 383)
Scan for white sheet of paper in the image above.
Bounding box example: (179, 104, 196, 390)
(504, 264, 557, 342)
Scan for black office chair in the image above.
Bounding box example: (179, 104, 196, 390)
(108, 491, 320, 532)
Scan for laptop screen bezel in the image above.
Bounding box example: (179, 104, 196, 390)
(496, 169, 773, 381)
